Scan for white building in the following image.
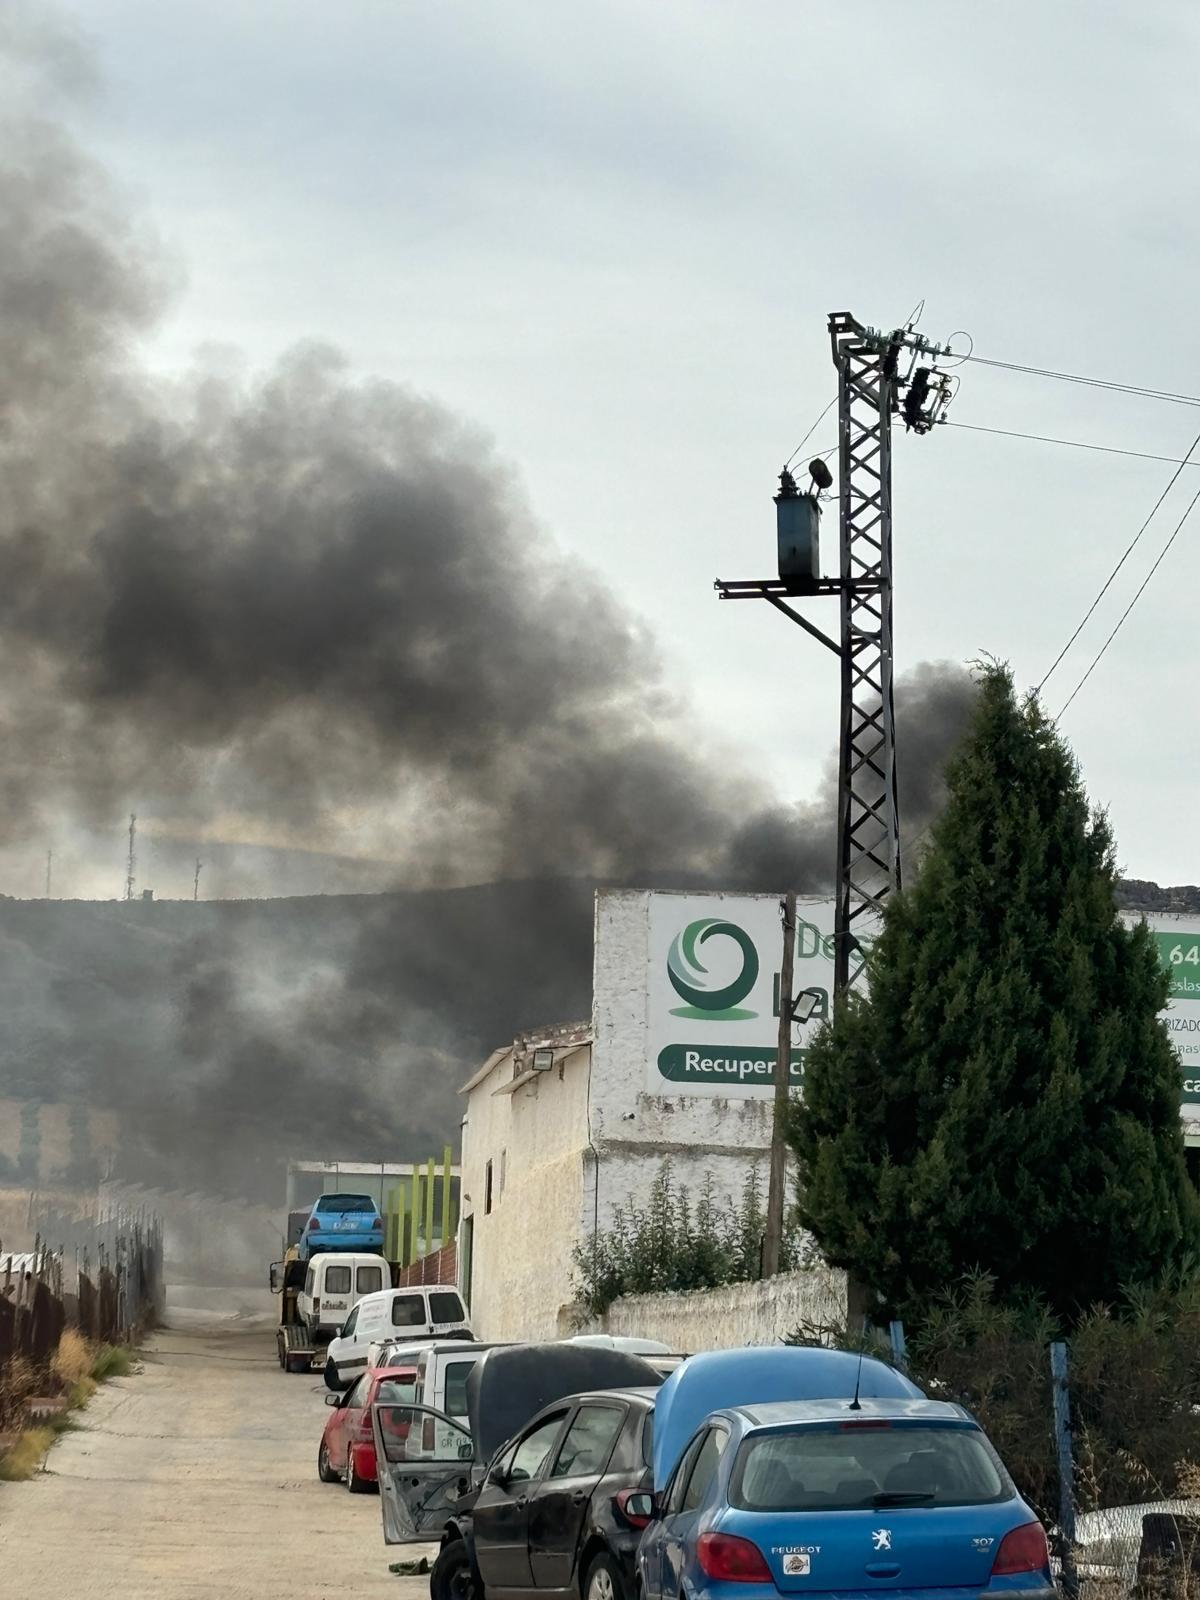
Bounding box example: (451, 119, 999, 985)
(459, 888, 833, 1341)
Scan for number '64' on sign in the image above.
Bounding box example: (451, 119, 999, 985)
(1170, 945, 1200, 965)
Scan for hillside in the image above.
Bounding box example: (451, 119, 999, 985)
(1, 875, 1193, 1202)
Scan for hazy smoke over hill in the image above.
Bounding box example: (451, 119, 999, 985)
(0, 13, 977, 1198)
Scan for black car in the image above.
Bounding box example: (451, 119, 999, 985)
(436, 1385, 657, 1600)
(372, 1343, 663, 1600)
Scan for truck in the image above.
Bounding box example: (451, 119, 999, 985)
(269, 1250, 390, 1374)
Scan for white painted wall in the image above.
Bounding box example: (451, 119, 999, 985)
(460, 1030, 593, 1341)
(570, 1265, 848, 1350)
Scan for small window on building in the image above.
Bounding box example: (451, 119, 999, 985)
(499, 1149, 507, 1194)
(485, 1159, 494, 1215)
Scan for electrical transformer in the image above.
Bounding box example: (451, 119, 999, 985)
(775, 469, 821, 583)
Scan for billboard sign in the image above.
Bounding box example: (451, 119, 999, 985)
(647, 893, 845, 1098)
(1134, 914, 1200, 1142)
(632, 892, 1200, 1137)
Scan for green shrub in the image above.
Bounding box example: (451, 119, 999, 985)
(572, 1158, 808, 1318)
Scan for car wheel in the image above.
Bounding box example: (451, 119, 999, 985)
(346, 1448, 370, 1494)
(323, 1359, 343, 1392)
(317, 1440, 340, 1484)
(584, 1551, 625, 1600)
(431, 1539, 477, 1600)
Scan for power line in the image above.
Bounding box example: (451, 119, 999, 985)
(959, 353, 1200, 410)
(1058, 480, 1200, 717)
(784, 397, 836, 469)
(946, 420, 1200, 470)
(1037, 424, 1200, 694)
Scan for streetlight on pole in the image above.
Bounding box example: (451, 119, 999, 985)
(763, 890, 823, 1277)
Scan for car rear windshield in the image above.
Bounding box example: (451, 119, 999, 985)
(730, 1423, 1012, 1512)
(391, 1294, 427, 1328)
(376, 1378, 417, 1404)
(430, 1291, 466, 1323)
(356, 1265, 384, 1294)
(316, 1194, 375, 1212)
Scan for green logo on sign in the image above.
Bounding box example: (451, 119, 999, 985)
(667, 918, 760, 1019)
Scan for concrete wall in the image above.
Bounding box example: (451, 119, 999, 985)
(571, 1264, 847, 1351)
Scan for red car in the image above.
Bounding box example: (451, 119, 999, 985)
(318, 1364, 417, 1492)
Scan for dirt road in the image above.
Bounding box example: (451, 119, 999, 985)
(0, 1304, 431, 1599)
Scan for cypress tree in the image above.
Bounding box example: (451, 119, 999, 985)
(791, 662, 1198, 1323)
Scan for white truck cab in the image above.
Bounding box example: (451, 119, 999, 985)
(297, 1253, 387, 1344)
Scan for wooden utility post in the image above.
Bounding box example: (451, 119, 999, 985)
(763, 892, 796, 1277)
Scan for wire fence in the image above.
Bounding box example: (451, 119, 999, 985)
(0, 1203, 163, 1431)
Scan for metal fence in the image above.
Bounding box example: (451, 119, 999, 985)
(0, 1205, 163, 1430)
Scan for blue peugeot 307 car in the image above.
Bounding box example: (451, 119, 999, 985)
(638, 1397, 1053, 1600)
(299, 1192, 385, 1260)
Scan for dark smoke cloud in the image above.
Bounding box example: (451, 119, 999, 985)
(0, 18, 978, 1199)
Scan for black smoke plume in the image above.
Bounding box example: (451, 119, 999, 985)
(0, 17, 977, 1199)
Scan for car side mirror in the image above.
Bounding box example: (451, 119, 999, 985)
(487, 1462, 508, 1488)
(269, 1262, 284, 1294)
(324, 1393, 339, 1407)
(620, 1490, 658, 1525)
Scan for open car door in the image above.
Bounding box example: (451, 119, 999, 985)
(372, 1400, 476, 1544)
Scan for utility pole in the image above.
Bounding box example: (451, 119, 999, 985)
(44, 849, 51, 900)
(717, 310, 955, 1003)
(193, 858, 202, 902)
(763, 892, 796, 1277)
(125, 814, 136, 903)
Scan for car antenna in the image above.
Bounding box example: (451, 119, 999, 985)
(848, 1347, 865, 1412)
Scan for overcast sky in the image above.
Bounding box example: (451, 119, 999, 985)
(16, 0, 1200, 893)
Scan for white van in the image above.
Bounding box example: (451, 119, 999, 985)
(298, 1253, 388, 1344)
(323, 1284, 470, 1387)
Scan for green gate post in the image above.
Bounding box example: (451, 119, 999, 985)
(424, 1157, 436, 1254)
(440, 1144, 453, 1250)
(409, 1171, 421, 1264)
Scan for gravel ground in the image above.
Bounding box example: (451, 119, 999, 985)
(0, 1301, 434, 1599)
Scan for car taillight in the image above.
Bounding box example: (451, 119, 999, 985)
(697, 1534, 772, 1583)
(313, 1296, 321, 1314)
(356, 1414, 373, 1441)
(615, 1489, 650, 1529)
(308, 1216, 319, 1229)
(992, 1522, 1050, 1575)
(422, 1417, 435, 1451)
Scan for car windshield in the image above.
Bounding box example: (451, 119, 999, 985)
(730, 1423, 1012, 1512)
(316, 1193, 375, 1212)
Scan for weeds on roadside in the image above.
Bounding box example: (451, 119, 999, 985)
(89, 1344, 134, 1383)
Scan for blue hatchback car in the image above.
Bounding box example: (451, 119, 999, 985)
(638, 1397, 1053, 1600)
(299, 1192, 385, 1260)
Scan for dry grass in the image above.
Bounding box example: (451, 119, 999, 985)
(0, 1333, 137, 1478)
(0, 1425, 56, 1481)
(51, 1327, 92, 1387)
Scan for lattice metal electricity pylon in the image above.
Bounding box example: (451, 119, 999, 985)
(717, 310, 954, 1000)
